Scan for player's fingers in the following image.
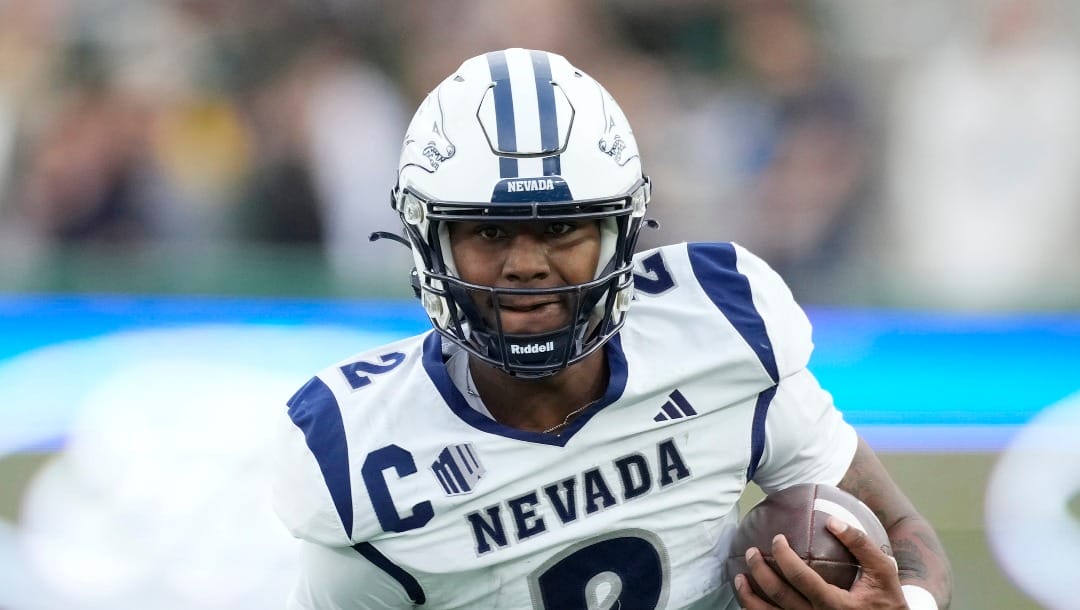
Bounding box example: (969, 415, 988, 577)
(826, 517, 898, 577)
(733, 572, 774, 610)
(741, 544, 812, 610)
(769, 534, 833, 608)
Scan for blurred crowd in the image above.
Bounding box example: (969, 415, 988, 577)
(0, 0, 1078, 309)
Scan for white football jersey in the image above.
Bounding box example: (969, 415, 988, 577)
(272, 242, 858, 609)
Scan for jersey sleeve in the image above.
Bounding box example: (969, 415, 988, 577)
(728, 242, 815, 380)
(682, 242, 814, 383)
(272, 401, 350, 546)
(287, 541, 416, 610)
(751, 367, 858, 494)
(271, 375, 354, 547)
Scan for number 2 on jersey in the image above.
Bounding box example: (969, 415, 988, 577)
(634, 251, 676, 295)
(339, 352, 406, 389)
(528, 529, 669, 610)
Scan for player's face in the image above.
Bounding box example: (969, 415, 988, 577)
(448, 219, 601, 335)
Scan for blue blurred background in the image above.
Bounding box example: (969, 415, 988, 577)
(1, 0, 1078, 608)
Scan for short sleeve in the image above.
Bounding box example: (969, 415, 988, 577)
(684, 242, 816, 383)
(751, 368, 858, 494)
(729, 242, 815, 379)
(271, 403, 351, 546)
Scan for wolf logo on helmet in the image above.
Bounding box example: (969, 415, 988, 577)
(392, 48, 650, 378)
(400, 95, 458, 175)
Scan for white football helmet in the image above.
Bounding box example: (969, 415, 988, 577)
(392, 48, 650, 377)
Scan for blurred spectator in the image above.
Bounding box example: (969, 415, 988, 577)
(291, 40, 412, 282)
(0, 0, 69, 260)
(878, 0, 1080, 310)
(654, 1, 869, 301)
(18, 80, 152, 243)
(1, 0, 1077, 308)
(7, 0, 251, 246)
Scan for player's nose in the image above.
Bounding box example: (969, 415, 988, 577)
(502, 233, 550, 283)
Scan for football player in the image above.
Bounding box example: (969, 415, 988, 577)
(272, 48, 952, 609)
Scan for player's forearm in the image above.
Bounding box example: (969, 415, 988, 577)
(838, 437, 953, 608)
(887, 514, 953, 609)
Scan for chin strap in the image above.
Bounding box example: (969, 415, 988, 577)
(369, 231, 412, 248)
(370, 231, 421, 298)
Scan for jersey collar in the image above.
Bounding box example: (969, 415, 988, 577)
(421, 331, 628, 447)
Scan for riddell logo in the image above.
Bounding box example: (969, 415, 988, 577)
(510, 341, 555, 355)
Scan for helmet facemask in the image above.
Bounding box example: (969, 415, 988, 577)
(391, 48, 651, 378)
(398, 180, 649, 378)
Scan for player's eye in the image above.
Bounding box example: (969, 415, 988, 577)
(476, 225, 507, 240)
(547, 222, 577, 237)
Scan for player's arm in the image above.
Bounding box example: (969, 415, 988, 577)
(272, 379, 421, 609)
(836, 437, 953, 609)
(743, 369, 953, 609)
(287, 540, 417, 610)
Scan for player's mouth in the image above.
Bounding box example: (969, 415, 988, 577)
(498, 300, 559, 313)
(491, 298, 568, 332)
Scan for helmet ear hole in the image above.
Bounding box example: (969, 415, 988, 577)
(401, 192, 426, 225)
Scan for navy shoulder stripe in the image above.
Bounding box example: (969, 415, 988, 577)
(353, 542, 427, 605)
(687, 242, 779, 383)
(746, 385, 778, 481)
(286, 376, 354, 539)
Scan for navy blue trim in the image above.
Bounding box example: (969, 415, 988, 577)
(421, 332, 628, 447)
(746, 384, 777, 481)
(661, 402, 681, 418)
(352, 542, 426, 605)
(687, 243, 779, 383)
(286, 377, 354, 538)
(669, 389, 697, 416)
(486, 51, 518, 178)
(530, 50, 562, 176)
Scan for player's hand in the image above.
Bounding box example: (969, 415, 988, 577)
(734, 517, 907, 610)
(734, 540, 812, 610)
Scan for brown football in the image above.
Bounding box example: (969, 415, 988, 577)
(725, 483, 892, 604)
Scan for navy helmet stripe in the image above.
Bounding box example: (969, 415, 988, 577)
(486, 51, 518, 178)
(286, 376, 354, 538)
(530, 50, 561, 176)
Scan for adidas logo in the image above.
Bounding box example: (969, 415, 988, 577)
(653, 389, 697, 422)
